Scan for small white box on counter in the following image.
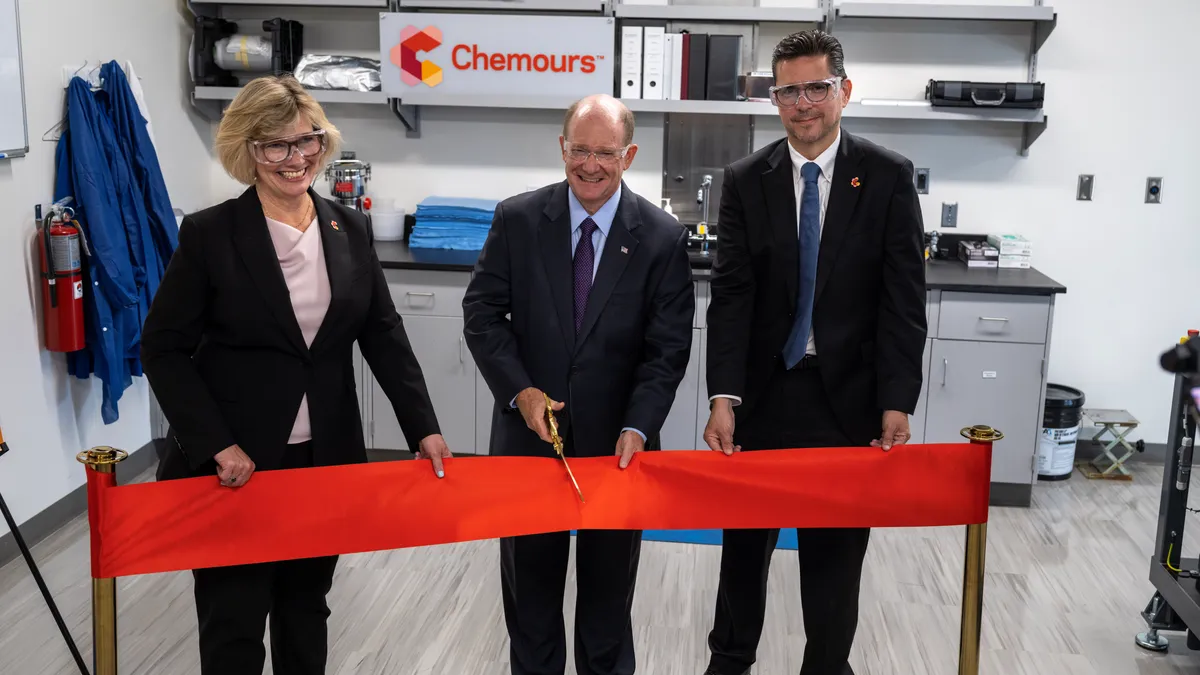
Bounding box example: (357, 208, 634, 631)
(998, 254, 1031, 269)
(986, 234, 1033, 256)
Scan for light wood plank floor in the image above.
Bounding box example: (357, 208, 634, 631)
(3, 462, 1200, 674)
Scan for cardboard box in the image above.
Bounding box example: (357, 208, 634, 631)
(958, 241, 998, 259)
(998, 254, 1031, 269)
(987, 234, 1033, 256)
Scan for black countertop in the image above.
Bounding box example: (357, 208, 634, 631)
(924, 259, 1065, 295)
(376, 241, 1065, 295)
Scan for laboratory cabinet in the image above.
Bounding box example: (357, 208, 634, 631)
(355, 259, 1062, 507)
(923, 338, 1046, 484)
(918, 289, 1058, 507)
(364, 270, 476, 454)
(659, 328, 703, 451)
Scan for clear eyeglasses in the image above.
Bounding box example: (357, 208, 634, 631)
(250, 129, 327, 164)
(769, 77, 844, 108)
(563, 143, 630, 165)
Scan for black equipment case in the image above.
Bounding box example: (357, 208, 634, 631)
(925, 79, 1045, 109)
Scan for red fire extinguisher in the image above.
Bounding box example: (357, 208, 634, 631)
(38, 201, 86, 353)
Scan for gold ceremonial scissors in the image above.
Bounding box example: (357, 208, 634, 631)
(545, 393, 585, 503)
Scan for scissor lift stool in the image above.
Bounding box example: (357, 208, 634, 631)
(1083, 408, 1144, 477)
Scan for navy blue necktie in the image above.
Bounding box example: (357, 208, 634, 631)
(782, 161, 822, 369)
(573, 217, 598, 333)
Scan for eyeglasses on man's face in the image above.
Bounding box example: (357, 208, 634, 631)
(563, 142, 630, 165)
(251, 129, 327, 164)
(769, 77, 844, 108)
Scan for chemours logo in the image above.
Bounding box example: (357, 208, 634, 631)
(394, 25, 444, 87)
(389, 25, 605, 87)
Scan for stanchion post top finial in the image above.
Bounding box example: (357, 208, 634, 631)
(960, 425, 1004, 443)
(75, 446, 128, 468)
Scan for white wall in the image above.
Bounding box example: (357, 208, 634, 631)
(0, 0, 213, 536)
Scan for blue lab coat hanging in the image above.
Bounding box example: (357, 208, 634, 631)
(54, 63, 177, 424)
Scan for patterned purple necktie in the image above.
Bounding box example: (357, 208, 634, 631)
(573, 217, 598, 332)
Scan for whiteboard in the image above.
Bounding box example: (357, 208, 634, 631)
(0, 0, 27, 158)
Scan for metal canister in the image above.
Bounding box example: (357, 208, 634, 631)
(324, 152, 371, 213)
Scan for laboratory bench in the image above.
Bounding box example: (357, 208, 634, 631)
(365, 241, 1065, 507)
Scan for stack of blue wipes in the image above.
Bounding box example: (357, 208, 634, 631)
(409, 196, 498, 250)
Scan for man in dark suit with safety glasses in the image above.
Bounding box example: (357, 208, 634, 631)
(700, 30, 927, 675)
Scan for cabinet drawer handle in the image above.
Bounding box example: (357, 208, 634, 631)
(406, 292, 435, 307)
(978, 316, 1009, 322)
(459, 336, 465, 364)
(942, 358, 948, 386)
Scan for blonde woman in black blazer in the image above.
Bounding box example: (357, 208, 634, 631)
(140, 74, 452, 675)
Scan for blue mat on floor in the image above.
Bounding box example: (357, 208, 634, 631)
(639, 529, 799, 549)
(569, 530, 799, 549)
(568, 530, 800, 549)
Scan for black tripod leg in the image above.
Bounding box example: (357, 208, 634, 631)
(0, 489, 91, 675)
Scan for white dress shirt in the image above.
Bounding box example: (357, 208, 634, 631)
(790, 130, 840, 357)
(711, 131, 841, 406)
(568, 183, 621, 280)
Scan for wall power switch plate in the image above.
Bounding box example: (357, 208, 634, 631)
(915, 168, 930, 194)
(1146, 177, 1163, 204)
(1077, 174, 1094, 201)
(941, 202, 958, 228)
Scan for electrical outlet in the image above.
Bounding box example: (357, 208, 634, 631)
(1077, 174, 1094, 201)
(941, 202, 958, 228)
(1146, 177, 1163, 204)
(914, 168, 930, 194)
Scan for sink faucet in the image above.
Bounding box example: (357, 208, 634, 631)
(692, 174, 715, 249)
(697, 174, 712, 228)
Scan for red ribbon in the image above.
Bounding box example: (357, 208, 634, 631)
(84, 444, 990, 579)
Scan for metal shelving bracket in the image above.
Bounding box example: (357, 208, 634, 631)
(1020, 117, 1047, 157)
(391, 99, 422, 139)
(189, 90, 225, 122)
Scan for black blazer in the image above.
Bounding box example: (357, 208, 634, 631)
(462, 181, 695, 458)
(707, 132, 927, 445)
(142, 186, 441, 481)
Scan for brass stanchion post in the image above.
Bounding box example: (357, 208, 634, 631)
(958, 425, 1001, 675)
(77, 446, 127, 675)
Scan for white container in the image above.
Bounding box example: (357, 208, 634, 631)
(371, 208, 405, 241)
(987, 233, 1033, 256)
(1037, 424, 1080, 479)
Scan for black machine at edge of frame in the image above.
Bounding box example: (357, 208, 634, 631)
(1138, 331, 1200, 653)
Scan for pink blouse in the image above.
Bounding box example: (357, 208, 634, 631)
(265, 216, 330, 444)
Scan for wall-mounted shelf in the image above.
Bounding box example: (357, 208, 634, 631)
(398, 0, 604, 11)
(194, 86, 388, 105)
(626, 98, 1043, 123)
(612, 4, 823, 22)
(191, 84, 1044, 150)
(835, 3, 1055, 22)
(200, 0, 389, 6)
(397, 92, 582, 109)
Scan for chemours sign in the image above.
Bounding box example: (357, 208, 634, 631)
(380, 12, 615, 98)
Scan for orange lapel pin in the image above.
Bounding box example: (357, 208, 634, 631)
(850, 177, 861, 188)
(330, 220, 340, 231)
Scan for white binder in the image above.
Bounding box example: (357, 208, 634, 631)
(641, 27, 666, 100)
(620, 26, 643, 99)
